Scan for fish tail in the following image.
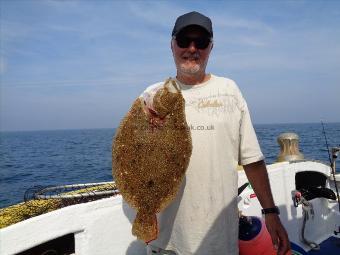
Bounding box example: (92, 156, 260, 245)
(132, 211, 158, 243)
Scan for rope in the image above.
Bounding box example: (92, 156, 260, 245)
(298, 196, 320, 250)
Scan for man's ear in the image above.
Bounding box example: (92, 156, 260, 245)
(210, 42, 214, 51)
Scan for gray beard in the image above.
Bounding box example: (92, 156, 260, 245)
(179, 63, 200, 74)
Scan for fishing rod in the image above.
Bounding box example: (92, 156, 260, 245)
(321, 121, 332, 165)
(321, 121, 340, 212)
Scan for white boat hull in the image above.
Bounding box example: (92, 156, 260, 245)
(1, 160, 339, 255)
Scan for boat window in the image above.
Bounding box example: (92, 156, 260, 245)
(16, 233, 74, 255)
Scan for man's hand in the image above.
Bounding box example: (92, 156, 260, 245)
(147, 108, 165, 128)
(243, 161, 291, 254)
(265, 214, 291, 255)
(142, 100, 165, 129)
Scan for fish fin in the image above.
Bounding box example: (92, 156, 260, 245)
(132, 211, 158, 243)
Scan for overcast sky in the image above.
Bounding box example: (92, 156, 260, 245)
(1, 0, 339, 131)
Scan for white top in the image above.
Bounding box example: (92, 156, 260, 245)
(140, 74, 264, 255)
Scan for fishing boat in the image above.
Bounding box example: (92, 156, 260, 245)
(0, 133, 339, 255)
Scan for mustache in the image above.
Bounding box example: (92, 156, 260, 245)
(182, 52, 200, 59)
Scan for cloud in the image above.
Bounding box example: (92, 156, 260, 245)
(0, 57, 7, 74)
(127, 1, 185, 28)
(42, 0, 80, 10)
(214, 15, 274, 33)
(1, 73, 169, 89)
(0, 20, 35, 42)
(1, 0, 339, 130)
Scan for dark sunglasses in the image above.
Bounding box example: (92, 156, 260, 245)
(174, 35, 212, 49)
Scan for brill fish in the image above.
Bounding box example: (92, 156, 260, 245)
(112, 78, 192, 242)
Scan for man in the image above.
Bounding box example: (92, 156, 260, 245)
(142, 11, 290, 255)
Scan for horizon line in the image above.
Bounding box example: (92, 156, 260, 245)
(1, 121, 340, 133)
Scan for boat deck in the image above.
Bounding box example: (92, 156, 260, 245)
(291, 236, 340, 255)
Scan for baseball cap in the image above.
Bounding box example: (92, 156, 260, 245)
(172, 11, 213, 38)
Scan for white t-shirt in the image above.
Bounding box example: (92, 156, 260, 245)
(141, 74, 264, 255)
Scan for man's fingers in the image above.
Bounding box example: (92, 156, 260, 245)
(265, 214, 291, 255)
(149, 114, 165, 127)
(271, 231, 279, 251)
(277, 229, 291, 255)
(142, 104, 165, 128)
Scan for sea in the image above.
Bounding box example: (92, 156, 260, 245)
(0, 122, 339, 209)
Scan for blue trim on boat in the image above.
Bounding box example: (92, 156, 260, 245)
(291, 236, 340, 255)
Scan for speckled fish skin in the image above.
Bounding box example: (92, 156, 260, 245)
(112, 78, 192, 242)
